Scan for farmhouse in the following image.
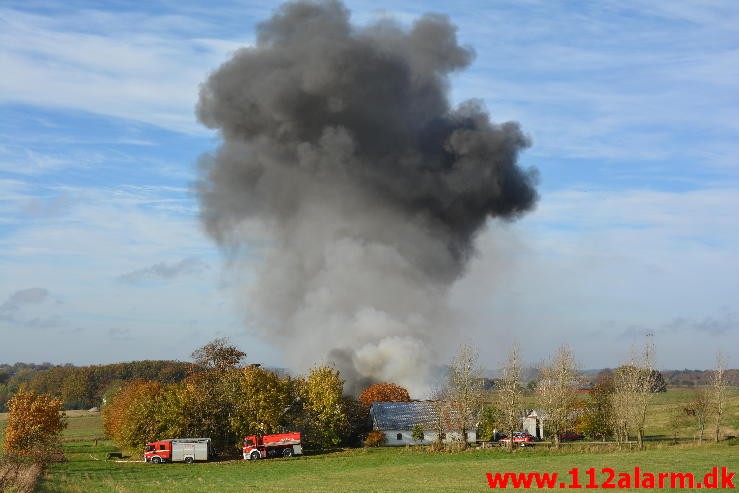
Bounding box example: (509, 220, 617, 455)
(369, 401, 477, 446)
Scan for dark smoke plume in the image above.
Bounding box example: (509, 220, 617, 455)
(196, 0, 538, 395)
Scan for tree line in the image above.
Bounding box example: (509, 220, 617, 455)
(2, 339, 732, 459)
(102, 338, 361, 453)
(0, 360, 194, 411)
(661, 368, 739, 387)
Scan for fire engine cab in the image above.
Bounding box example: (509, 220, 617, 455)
(243, 432, 302, 460)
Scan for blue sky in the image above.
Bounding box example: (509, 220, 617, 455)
(1, 0, 737, 372)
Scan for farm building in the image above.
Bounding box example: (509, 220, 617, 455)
(522, 409, 546, 439)
(369, 401, 477, 446)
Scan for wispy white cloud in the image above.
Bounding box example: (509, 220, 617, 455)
(441, 1, 739, 167)
(0, 178, 261, 361)
(0, 7, 247, 134)
(118, 257, 210, 283)
(0, 287, 52, 312)
(0, 287, 64, 330)
(0, 146, 104, 175)
(663, 309, 738, 336)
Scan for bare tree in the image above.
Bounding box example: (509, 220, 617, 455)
(582, 370, 614, 441)
(495, 346, 522, 452)
(690, 387, 711, 444)
(439, 344, 484, 449)
(537, 345, 580, 448)
(610, 371, 632, 444)
(191, 337, 246, 371)
(710, 351, 728, 442)
(668, 406, 689, 444)
(612, 337, 656, 450)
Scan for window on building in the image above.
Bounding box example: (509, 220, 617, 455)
(396, 433, 402, 440)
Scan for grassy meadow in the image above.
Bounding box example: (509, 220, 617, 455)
(38, 440, 739, 492)
(0, 389, 737, 492)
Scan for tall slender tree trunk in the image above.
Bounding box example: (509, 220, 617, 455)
(507, 427, 514, 452)
(712, 352, 727, 443)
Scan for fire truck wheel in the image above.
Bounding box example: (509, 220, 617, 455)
(152, 456, 162, 464)
(184, 456, 194, 464)
(250, 451, 260, 460)
(282, 448, 293, 458)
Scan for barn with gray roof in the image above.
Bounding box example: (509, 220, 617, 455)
(369, 401, 477, 446)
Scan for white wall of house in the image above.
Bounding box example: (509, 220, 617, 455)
(523, 413, 545, 439)
(381, 430, 477, 446)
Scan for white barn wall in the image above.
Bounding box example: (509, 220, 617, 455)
(381, 430, 477, 446)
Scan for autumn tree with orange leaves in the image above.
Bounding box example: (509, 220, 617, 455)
(359, 382, 411, 412)
(2, 390, 67, 463)
(102, 380, 165, 450)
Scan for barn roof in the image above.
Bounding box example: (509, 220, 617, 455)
(370, 401, 438, 430)
(370, 401, 479, 431)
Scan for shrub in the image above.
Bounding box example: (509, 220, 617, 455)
(2, 390, 67, 465)
(0, 461, 42, 493)
(411, 424, 425, 443)
(364, 431, 386, 447)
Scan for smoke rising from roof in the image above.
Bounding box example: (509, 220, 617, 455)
(196, 0, 538, 395)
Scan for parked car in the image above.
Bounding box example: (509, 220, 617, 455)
(499, 432, 535, 447)
(558, 431, 584, 441)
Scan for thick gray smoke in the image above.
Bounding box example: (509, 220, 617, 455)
(196, 0, 538, 395)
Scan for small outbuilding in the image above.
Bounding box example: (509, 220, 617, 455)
(369, 401, 477, 446)
(522, 409, 546, 439)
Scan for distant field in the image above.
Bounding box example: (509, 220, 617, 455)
(0, 410, 103, 454)
(1, 390, 737, 492)
(646, 388, 739, 439)
(513, 387, 739, 439)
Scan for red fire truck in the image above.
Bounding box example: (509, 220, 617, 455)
(144, 438, 213, 464)
(243, 432, 302, 460)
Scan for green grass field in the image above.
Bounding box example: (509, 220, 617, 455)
(1, 390, 737, 492)
(38, 441, 739, 492)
